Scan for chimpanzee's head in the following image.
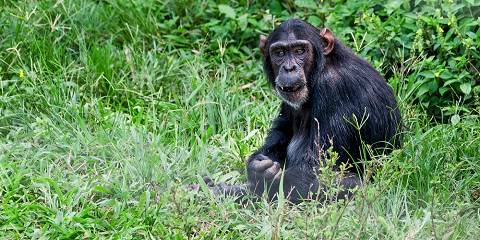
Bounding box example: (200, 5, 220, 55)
(259, 19, 334, 109)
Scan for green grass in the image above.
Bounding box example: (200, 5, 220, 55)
(1, 1, 479, 239)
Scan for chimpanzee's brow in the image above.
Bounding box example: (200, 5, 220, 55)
(270, 40, 310, 49)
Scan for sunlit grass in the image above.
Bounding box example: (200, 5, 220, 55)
(1, 0, 479, 239)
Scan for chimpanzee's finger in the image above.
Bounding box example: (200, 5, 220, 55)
(273, 168, 283, 182)
(264, 162, 281, 179)
(249, 159, 273, 171)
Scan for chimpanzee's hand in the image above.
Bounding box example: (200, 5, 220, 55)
(247, 154, 282, 195)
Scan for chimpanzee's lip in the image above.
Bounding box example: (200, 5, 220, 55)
(278, 84, 304, 93)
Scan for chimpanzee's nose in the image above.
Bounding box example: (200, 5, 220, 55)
(283, 64, 296, 72)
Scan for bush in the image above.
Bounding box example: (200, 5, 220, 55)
(206, 0, 480, 119)
(169, 0, 480, 119)
(1, 0, 479, 120)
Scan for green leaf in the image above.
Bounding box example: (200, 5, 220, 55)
(269, 0, 283, 15)
(438, 87, 449, 96)
(419, 71, 435, 79)
(416, 81, 438, 98)
(466, 31, 476, 38)
(238, 14, 248, 30)
(460, 83, 471, 95)
(308, 16, 321, 26)
(427, 81, 439, 93)
(443, 79, 460, 87)
(295, 0, 317, 9)
(451, 114, 460, 125)
(416, 84, 430, 98)
(439, 70, 453, 79)
(218, 4, 236, 19)
(474, 85, 480, 94)
(385, 0, 403, 14)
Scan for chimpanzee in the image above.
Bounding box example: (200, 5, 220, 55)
(202, 19, 401, 204)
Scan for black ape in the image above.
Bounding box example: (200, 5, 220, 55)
(206, 19, 401, 203)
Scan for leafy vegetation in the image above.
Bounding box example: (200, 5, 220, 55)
(0, 0, 479, 239)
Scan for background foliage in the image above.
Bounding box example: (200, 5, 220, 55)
(1, 0, 479, 239)
(2, 0, 480, 120)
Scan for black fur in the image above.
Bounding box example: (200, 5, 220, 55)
(204, 19, 401, 204)
(247, 19, 401, 203)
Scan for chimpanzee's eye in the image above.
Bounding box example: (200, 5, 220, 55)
(275, 50, 285, 57)
(295, 48, 305, 55)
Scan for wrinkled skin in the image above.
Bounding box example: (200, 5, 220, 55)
(268, 37, 313, 109)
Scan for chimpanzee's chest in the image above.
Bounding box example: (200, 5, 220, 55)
(286, 133, 310, 166)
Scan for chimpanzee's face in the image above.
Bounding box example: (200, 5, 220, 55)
(269, 33, 314, 109)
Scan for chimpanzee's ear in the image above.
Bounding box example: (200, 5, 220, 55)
(259, 35, 267, 55)
(319, 28, 334, 55)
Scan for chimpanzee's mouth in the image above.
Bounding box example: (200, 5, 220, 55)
(278, 84, 304, 93)
(275, 83, 309, 109)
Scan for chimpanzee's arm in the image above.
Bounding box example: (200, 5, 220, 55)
(251, 107, 292, 164)
(247, 104, 292, 196)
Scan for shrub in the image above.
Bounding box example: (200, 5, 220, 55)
(1, 0, 479, 120)
(207, 0, 480, 119)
